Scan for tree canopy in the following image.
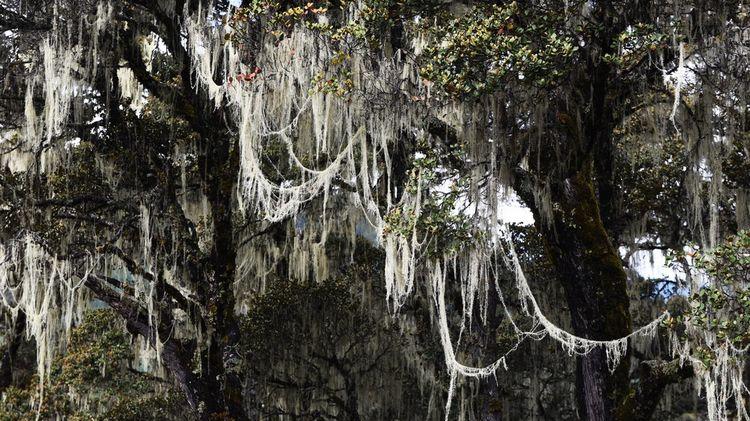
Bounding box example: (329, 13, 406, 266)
(0, 0, 749, 420)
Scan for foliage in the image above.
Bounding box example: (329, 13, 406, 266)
(0, 310, 189, 420)
(420, 2, 579, 97)
(1, 0, 749, 419)
(383, 134, 476, 256)
(662, 232, 750, 370)
(604, 24, 669, 72)
(239, 256, 419, 419)
(690, 232, 750, 348)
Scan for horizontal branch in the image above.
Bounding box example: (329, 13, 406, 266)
(0, 7, 52, 31)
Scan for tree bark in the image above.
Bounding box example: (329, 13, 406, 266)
(200, 114, 246, 420)
(0, 311, 26, 392)
(479, 272, 503, 421)
(527, 167, 633, 421)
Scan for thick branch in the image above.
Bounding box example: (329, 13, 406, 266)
(628, 359, 694, 421)
(0, 7, 51, 31)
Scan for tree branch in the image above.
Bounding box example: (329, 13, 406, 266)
(628, 358, 694, 421)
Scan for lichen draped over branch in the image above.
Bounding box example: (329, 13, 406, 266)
(0, 0, 749, 419)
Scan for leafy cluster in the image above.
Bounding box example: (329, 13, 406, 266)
(420, 2, 579, 97)
(0, 310, 188, 420)
(724, 132, 750, 189)
(666, 232, 750, 366)
(230, 0, 447, 97)
(604, 24, 668, 71)
(698, 231, 750, 288)
(311, 66, 354, 96)
(239, 264, 413, 419)
(232, 1, 331, 38)
(383, 134, 476, 256)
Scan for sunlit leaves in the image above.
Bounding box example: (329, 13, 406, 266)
(668, 232, 750, 364)
(604, 24, 668, 72)
(420, 2, 579, 97)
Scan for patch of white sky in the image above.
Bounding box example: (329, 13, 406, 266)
(436, 171, 687, 291)
(625, 247, 688, 287)
(498, 193, 534, 225)
(497, 194, 686, 287)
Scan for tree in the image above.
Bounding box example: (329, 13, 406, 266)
(0, 0, 749, 420)
(0, 309, 188, 420)
(240, 273, 406, 419)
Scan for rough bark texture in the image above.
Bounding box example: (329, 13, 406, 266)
(536, 168, 633, 421)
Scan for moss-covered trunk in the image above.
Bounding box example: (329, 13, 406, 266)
(536, 168, 632, 421)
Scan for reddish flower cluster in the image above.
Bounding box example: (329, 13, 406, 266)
(228, 67, 262, 84)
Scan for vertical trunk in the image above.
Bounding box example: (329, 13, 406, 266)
(478, 381, 502, 421)
(535, 168, 632, 421)
(153, 331, 224, 416)
(479, 273, 502, 421)
(344, 375, 361, 421)
(0, 311, 26, 392)
(202, 122, 245, 420)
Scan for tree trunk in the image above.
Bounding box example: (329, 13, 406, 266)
(344, 375, 361, 421)
(0, 311, 26, 392)
(201, 121, 246, 420)
(533, 168, 633, 421)
(479, 273, 503, 421)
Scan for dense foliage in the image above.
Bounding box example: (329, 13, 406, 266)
(0, 310, 186, 420)
(0, 0, 748, 420)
